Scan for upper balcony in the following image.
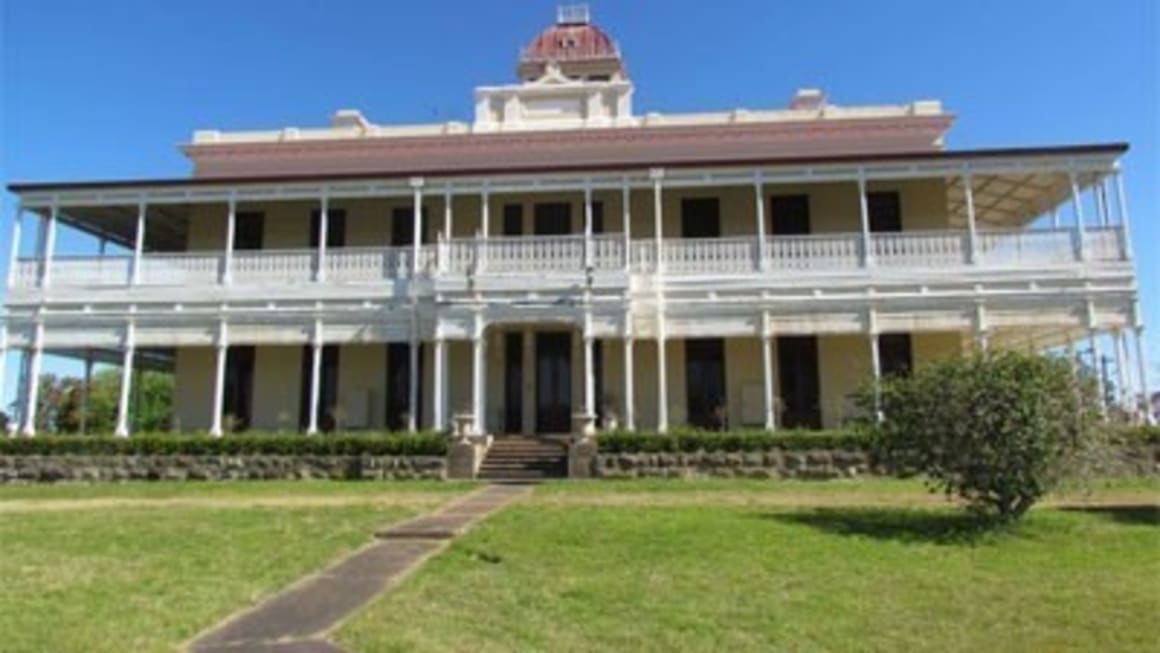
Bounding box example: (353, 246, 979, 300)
(4, 144, 1137, 307)
(6, 226, 1130, 296)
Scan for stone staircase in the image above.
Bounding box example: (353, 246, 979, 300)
(478, 437, 568, 481)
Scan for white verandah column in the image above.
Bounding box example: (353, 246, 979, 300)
(1113, 329, 1130, 415)
(1112, 164, 1134, 260)
(583, 313, 595, 422)
(761, 312, 776, 431)
(754, 172, 768, 270)
(7, 203, 23, 289)
(472, 314, 486, 435)
(623, 327, 635, 431)
(1089, 329, 1107, 421)
(407, 313, 419, 433)
(40, 203, 59, 288)
(621, 178, 631, 272)
(1069, 168, 1086, 261)
(21, 322, 45, 436)
(222, 195, 237, 284)
(210, 322, 228, 437)
(651, 168, 664, 273)
(307, 320, 323, 435)
(656, 316, 668, 434)
(868, 311, 883, 420)
(583, 180, 594, 270)
(131, 201, 147, 285)
(433, 331, 447, 432)
(315, 194, 329, 282)
(962, 168, 979, 264)
(114, 322, 136, 438)
(856, 171, 873, 268)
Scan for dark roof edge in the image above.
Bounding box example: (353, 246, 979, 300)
(7, 142, 1129, 194)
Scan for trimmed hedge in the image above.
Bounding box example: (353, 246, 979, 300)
(1113, 425, 1160, 445)
(596, 429, 868, 453)
(0, 432, 448, 457)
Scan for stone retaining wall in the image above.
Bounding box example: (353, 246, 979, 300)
(0, 455, 447, 483)
(590, 444, 1160, 479)
(593, 449, 875, 479)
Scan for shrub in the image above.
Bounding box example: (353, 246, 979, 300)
(0, 432, 448, 457)
(596, 428, 866, 453)
(859, 350, 1103, 521)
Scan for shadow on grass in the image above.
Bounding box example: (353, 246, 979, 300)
(767, 508, 1008, 546)
(1058, 505, 1159, 527)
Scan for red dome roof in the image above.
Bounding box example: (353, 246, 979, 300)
(521, 23, 620, 63)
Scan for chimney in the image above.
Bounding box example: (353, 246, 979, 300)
(789, 88, 826, 111)
(331, 109, 370, 129)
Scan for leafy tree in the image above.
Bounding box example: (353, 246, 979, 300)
(33, 367, 174, 434)
(859, 350, 1103, 521)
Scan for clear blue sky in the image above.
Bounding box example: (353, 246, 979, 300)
(1, 0, 1157, 386)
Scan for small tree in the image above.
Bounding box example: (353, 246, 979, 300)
(860, 350, 1102, 521)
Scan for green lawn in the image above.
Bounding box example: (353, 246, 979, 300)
(3, 479, 1156, 653)
(0, 482, 468, 653)
(339, 479, 1160, 653)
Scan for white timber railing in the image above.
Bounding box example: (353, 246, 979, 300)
(9, 226, 1127, 290)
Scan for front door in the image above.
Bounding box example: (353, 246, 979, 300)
(504, 332, 524, 434)
(685, 338, 726, 429)
(535, 332, 572, 433)
(778, 335, 821, 429)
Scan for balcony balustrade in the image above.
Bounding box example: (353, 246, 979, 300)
(10, 226, 1127, 291)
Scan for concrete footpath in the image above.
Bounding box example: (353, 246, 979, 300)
(188, 484, 531, 653)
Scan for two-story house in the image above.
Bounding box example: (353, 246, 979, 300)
(3, 6, 1152, 437)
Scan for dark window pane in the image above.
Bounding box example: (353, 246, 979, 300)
(504, 333, 523, 433)
(503, 204, 523, 236)
(223, 346, 255, 430)
(685, 338, 727, 429)
(680, 198, 720, 238)
(390, 207, 431, 245)
(770, 195, 810, 236)
(879, 333, 913, 377)
(534, 203, 571, 235)
(385, 343, 424, 430)
(868, 192, 902, 232)
(234, 212, 264, 250)
(777, 336, 821, 429)
(591, 200, 605, 234)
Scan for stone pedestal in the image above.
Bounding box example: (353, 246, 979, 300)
(447, 438, 481, 480)
(568, 436, 598, 479)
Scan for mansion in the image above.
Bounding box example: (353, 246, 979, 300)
(3, 6, 1152, 438)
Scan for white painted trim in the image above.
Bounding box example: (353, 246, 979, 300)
(761, 312, 776, 431)
(222, 195, 237, 284)
(210, 321, 228, 437)
(623, 331, 635, 430)
(754, 173, 768, 271)
(114, 322, 136, 437)
(40, 204, 59, 288)
(21, 322, 44, 436)
(307, 320, 323, 435)
(315, 195, 329, 282)
(856, 172, 873, 267)
(7, 204, 23, 290)
(131, 201, 147, 285)
(962, 169, 979, 264)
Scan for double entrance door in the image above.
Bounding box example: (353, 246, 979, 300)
(503, 331, 573, 435)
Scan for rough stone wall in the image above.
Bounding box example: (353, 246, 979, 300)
(0, 455, 447, 483)
(591, 444, 1160, 480)
(593, 449, 875, 479)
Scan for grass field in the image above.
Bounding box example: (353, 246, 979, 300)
(338, 478, 1160, 653)
(2, 478, 1156, 653)
(0, 481, 469, 653)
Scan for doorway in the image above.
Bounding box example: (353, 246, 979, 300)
(535, 332, 572, 433)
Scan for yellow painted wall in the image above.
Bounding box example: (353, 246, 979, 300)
(173, 347, 214, 431)
(170, 330, 967, 433)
